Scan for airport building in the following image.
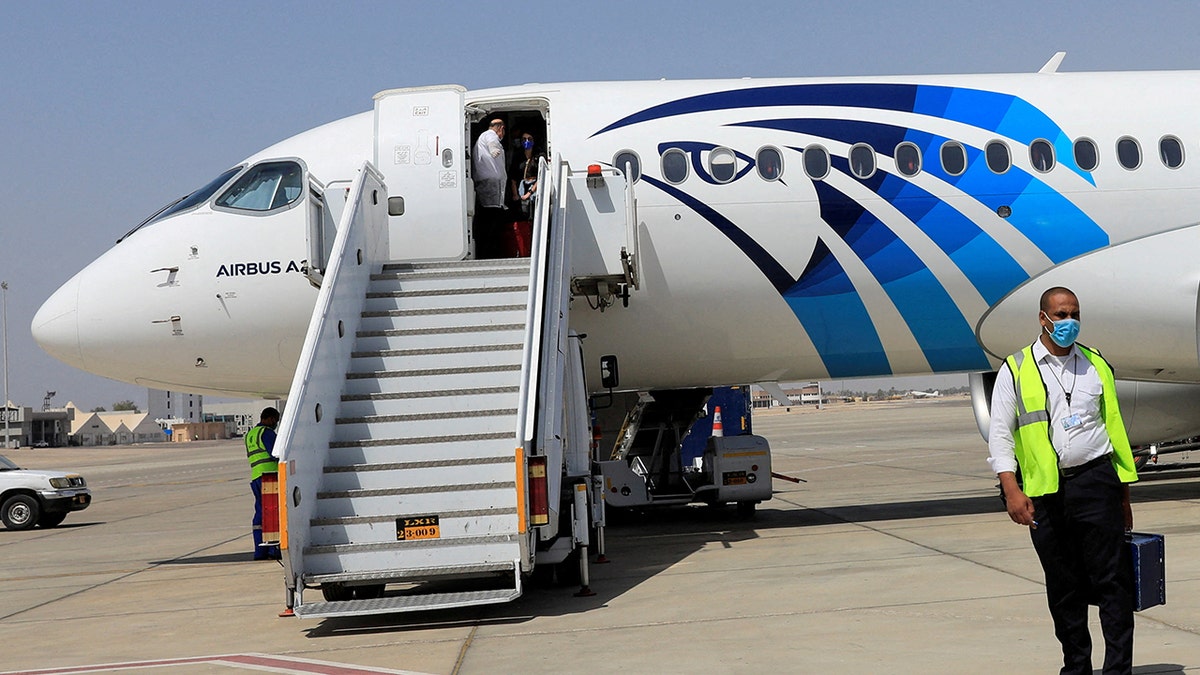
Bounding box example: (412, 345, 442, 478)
(204, 400, 284, 437)
(2, 389, 218, 448)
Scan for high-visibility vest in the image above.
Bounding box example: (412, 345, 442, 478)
(245, 424, 278, 481)
(1006, 342, 1138, 497)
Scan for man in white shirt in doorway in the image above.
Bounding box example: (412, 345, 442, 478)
(472, 117, 507, 258)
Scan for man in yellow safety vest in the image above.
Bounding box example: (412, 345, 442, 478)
(245, 407, 281, 560)
(988, 286, 1138, 674)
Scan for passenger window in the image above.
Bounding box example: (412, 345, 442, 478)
(662, 149, 689, 184)
(756, 146, 783, 181)
(1160, 136, 1184, 169)
(1030, 139, 1055, 173)
(709, 147, 737, 183)
(895, 143, 921, 177)
(1073, 138, 1099, 171)
(1117, 137, 1141, 170)
(940, 141, 966, 176)
(986, 141, 1011, 174)
(802, 144, 830, 180)
(849, 144, 876, 179)
(613, 151, 641, 182)
(215, 161, 303, 212)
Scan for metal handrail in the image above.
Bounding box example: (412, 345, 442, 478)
(515, 155, 563, 447)
(273, 162, 390, 589)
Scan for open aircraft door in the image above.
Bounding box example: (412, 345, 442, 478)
(373, 85, 470, 260)
(566, 164, 640, 308)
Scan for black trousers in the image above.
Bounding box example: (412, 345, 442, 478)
(1030, 461, 1133, 675)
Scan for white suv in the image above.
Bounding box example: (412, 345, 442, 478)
(0, 454, 91, 530)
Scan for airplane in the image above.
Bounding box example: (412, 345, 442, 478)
(28, 54, 1200, 614)
(32, 54, 1200, 446)
(910, 390, 941, 398)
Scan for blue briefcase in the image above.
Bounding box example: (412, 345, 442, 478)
(1128, 532, 1165, 611)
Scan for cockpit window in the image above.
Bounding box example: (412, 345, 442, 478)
(120, 166, 243, 241)
(215, 161, 304, 211)
(149, 167, 242, 224)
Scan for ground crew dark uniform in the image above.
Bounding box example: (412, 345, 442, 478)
(245, 409, 281, 560)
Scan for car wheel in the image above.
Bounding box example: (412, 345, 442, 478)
(38, 512, 67, 528)
(2, 494, 40, 531)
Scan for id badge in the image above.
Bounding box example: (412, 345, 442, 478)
(1061, 413, 1083, 430)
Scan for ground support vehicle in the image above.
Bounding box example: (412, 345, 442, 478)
(0, 454, 91, 530)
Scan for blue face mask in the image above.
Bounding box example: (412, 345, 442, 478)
(522, 139, 534, 150)
(1042, 312, 1080, 348)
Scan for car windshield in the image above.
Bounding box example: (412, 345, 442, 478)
(0, 455, 19, 471)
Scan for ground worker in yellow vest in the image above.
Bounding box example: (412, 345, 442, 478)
(245, 406, 281, 560)
(988, 286, 1137, 674)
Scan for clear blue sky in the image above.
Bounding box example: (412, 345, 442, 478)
(1, 1, 1198, 410)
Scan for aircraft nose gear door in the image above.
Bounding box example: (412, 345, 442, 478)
(373, 85, 469, 261)
(566, 165, 640, 310)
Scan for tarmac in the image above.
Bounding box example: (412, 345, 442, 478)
(2, 397, 1198, 674)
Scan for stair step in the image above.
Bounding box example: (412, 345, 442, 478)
(342, 366, 521, 396)
(337, 388, 520, 420)
(363, 287, 528, 312)
(326, 436, 516, 467)
(342, 385, 520, 402)
(305, 562, 515, 585)
(305, 533, 518, 555)
(301, 537, 520, 576)
(293, 588, 522, 618)
(312, 507, 510, 527)
(351, 343, 523, 359)
(347, 364, 521, 380)
(367, 285, 527, 299)
(309, 511, 519, 545)
(318, 459, 516, 492)
(335, 408, 518, 426)
(358, 309, 526, 333)
(353, 325, 525, 353)
(313, 485, 517, 519)
(379, 262, 531, 275)
(348, 348, 521, 374)
(317, 481, 515, 500)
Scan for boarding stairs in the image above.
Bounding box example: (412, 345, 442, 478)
(295, 256, 532, 617)
(272, 154, 552, 618)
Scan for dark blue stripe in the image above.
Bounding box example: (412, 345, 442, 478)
(595, 82, 1094, 184)
(593, 83, 920, 137)
(746, 117, 1106, 266)
(810, 179, 990, 371)
(784, 240, 892, 377)
(638, 175, 794, 293)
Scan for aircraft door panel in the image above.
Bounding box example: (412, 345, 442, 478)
(374, 85, 469, 261)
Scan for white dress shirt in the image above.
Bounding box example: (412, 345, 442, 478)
(988, 340, 1115, 476)
(472, 129, 506, 208)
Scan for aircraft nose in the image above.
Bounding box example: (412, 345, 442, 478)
(32, 272, 84, 369)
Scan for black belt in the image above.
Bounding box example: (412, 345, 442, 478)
(1059, 453, 1111, 479)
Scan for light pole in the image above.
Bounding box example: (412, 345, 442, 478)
(1, 281, 9, 450)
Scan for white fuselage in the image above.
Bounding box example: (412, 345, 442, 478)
(32, 71, 1200, 399)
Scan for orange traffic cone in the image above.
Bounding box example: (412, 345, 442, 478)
(712, 406, 724, 437)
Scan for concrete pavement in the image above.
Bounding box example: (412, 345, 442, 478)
(1, 398, 1197, 673)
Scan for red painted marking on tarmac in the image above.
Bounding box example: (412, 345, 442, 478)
(2, 653, 424, 675)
